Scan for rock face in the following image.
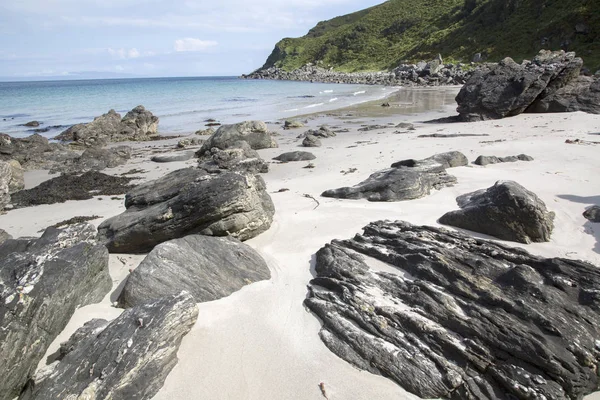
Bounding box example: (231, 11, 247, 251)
(0, 133, 77, 170)
(305, 220, 600, 400)
(118, 235, 270, 307)
(55, 106, 159, 147)
(474, 154, 533, 166)
(0, 223, 111, 400)
(198, 141, 269, 174)
(7, 160, 25, 193)
(0, 160, 11, 211)
(273, 151, 316, 162)
(439, 181, 555, 243)
(302, 135, 322, 147)
(0, 228, 11, 244)
(322, 152, 464, 202)
(97, 168, 275, 253)
(198, 121, 277, 153)
(583, 206, 600, 223)
(456, 50, 599, 121)
(50, 146, 132, 174)
(20, 292, 198, 400)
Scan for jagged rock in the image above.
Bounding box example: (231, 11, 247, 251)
(0, 161, 11, 211)
(194, 127, 215, 136)
(50, 146, 132, 174)
(284, 120, 304, 129)
(583, 206, 600, 223)
(474, 154, 534, 166)
(177, 136, 204, 148)
(302, 135, 322, 147)
(392, 151, 468, 169)
(323, 152, 461, 202)
(305, 220, 600, 400)
(23, 121, 40, 127)
(0, 133, 77, 170)
(10, 171, 134, 208)
(198, 141, 269, 174)
(0, 223, 111, 400)
(198, 121, 277, 153)
(151, 151, 194, 163)
(456, 50, 596, 121)
(7, 160, 24, 193)
(528, 75, 600, 114)
(20, 292, 198, 400)
(97, 168, 275, 253)
(118, 235, 270, 307)
(273, 151, 316, 162)
(439, 180, 554, 243)
(297, 126, 336, 139)
(55, 106, 159, 147)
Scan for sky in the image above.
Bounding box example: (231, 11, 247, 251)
(0, 0, 385, 80)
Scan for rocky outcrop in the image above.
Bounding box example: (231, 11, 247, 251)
(55, 106, 159, 147)
(284, 120, 304, 129)
(0, 228, 11, 244)
(456, 50, 600, 121)
(297, 126, 336, 139)
(0, 133, 77, 170)
(474, 154, 534, 166)
(302, 135, 322, 147)
(177, 136, 204, 148)
(198, 141, 269, 174)
(118, 235, 270, 307)
(97, 168, 275, 253)
(197, 121, 277, 153)
(20, 292, 198, 400)
(584, 206, 600, 223)
(7, 160, 25, 193)
(322, 151, 464, 202)
(0, 223, 111, 400)
(273, 151, 316, 162)
(305, 220, 600, 400)
(0, 161, 11, 211)
(439, 181, 555, 243)
(50, 146, 132, 174)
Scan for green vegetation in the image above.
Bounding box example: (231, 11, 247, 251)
(260, 0, 600, 72)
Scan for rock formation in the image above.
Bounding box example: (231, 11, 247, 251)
(0, 133, 77, 170)
(151, 151, 195, 163)
(474, 154, 534, 166)
(306, 220, 600, 399)
(50, 146, 132, 174)
(273, 151, 316, 162)
(198, 141, 269, 174)
(0, 228, 11, 244)
(439, 181, 554, 243)
(198, 121, 277, 153)
(302, 135, 322, 148)
(0, 160, 11, 211)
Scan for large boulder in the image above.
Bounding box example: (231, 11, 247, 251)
(528, 75, 600, 114)
(97, 168, 275, 253)
(198, 141, 269, 174)
(273, 151, 316, 162)
(0, 223, 111, 400)
(455, 50, 591, 121)
(306, 220, 600, 399)
(583, 206, 600, 223)
(0, 133, 77, 170)
(302, 135, 322, 148)
(118, 235, 270, 307)
(474, 154, 534, 166)
(20, 292, 198, 400)
(391, 151, 468, 169)
(50, 146, 132, 174)
(439, 180, 555, 243)
(197, 121, 277, 153)
(120, 105, 159, 138)
(0, 160, 11, 211)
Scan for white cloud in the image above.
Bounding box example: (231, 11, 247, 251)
(107, 47, 141, 59)
(174, 38, 217, 52)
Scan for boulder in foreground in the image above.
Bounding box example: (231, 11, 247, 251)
(20, 292, 198, 400)
(439, 180, 554, 243)
(306, 220, 600, 399)
(118, 235, 270, 307)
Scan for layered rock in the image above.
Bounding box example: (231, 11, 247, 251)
(439, 181, 554, 243)
(198, 141, 269, 174)
(528, 75, 600, 113)
(306, 220, 600, 399)
(302, 135, 322, 148)
(0, 223, 111, 400)
(0, 133, 77, 170)
(273, 151, 316, 162)
(20, 292, 198, 400)
(118, 235, 270, 307)
(50, 146, 132, 174)
(322, 151, 465, 202)
(197, 121, 277, 153)
(474, 154, 534, 166)
(97, 168, 275, 253)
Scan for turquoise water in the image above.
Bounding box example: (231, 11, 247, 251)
(0, 77, 395, 138)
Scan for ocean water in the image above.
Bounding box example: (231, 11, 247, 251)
(0, 77, 396, 139)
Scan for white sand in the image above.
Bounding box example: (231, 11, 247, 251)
(2, 93, 600, 399)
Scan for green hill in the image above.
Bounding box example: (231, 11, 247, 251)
(260, 0, 600, 72)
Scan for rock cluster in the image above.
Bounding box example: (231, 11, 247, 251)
(197, 141, 269, 174)
(474, 154, 533, 166)
(306, 220, 600, 399)
(50, 146, 132, 173)
(0, 133, 76, 170)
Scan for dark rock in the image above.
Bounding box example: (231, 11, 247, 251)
(306, 220, 600, 400)
(198, 121, 277, 153)
(273, 151, 316, 162)
(151, 151, 194, 163)
(10, 171, 135, 208)
(392, 151, 468, 169)
(583, 206, 600, 223)
(381, 102, 390, 107)
(0, 223, 111, 400)
(23, 121, 40, 127)
(528, 75, 600, 114)
(439, 180, 555, 243)
(0, 133, 77, 170)
(20, 292, 198, 400)
(121, 105, 159, 137)
(284, 120, 304, 129)
(198, 141, 269, 174)
(97, 168, 275, 253)
(474, 154, 534, 166)
(50, 146, 132, 174)
(0, 228, 11, 244)
(118, 235, 270, 307)
(418, 133, 489, 138)
(302, 135, 322, 147)
(297, 126, 336, 139)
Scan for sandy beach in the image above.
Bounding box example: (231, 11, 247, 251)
(2, 87, 600, 399)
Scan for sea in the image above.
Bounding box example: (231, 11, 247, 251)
(0, 76, 397, 139)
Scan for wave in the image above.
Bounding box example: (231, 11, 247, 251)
(353, 90, 366, 96)
(320, 90, 334, 94)
(329, 98, 338, 103)
(284, 108, 299, 112)
(305, 103, 325, 109)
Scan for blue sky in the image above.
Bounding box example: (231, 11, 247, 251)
(0, 0, 384, 79)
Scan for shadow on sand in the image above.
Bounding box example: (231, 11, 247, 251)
(557, 194, 600, 255)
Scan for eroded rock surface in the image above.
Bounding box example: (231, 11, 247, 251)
(302, 135, 322, 148)
(0, 133, 76, 170)
(0, 224, 111, 400)
(20, 292, 198, 400)
(306, 220, 600, 400)
(50, 146, 132, 174)
(198, 141, 268, 174)
(439, 180, 554, 243)
(0, 228, 11, 244)
(0, 160, 11, 211)
(198, 121, 277, 152)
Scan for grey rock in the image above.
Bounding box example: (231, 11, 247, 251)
(151, 151, 194, 163)
(23, 121, 40, 127)
(439, 180, 555, 243)
(528, 75, 600, 114)
(0, 133, 77, 170)
(0, 229, 11, 244)
(121, 105, 159, 138)
(20, 292, 198, 400)
(306, 220, 600, 400)
(474, 154, 534, 166)
(198, 141, 269, 174)
(395, 122, 415, 131)
(118, 235, 270, 307)
(97, 169, 275, 253)
(392, 151, 468, 169)
(0, 223, 111, 400)
(284, 120, 304, 129)
(0, 161, 11, 211)
(358, 124, 388, 132)
(302, 135, 322, 147)
(50, 146, 132, 174)
(7, 160, 25, 193)
(198, 121, 277, 153)
(177, 136, 204, 148)
(273, 151, 316, 162)
(583, 206, 600, 223)
(194, 127, 215, 136)
(297, 126, 336, 139)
